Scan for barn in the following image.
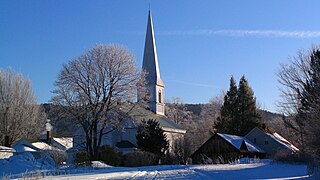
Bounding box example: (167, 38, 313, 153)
(190, 133, 265, 164)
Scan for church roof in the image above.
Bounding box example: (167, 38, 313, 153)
(142, 10, 164, 86)
(120, 103, 186, 133)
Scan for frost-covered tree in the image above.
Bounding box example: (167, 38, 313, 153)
(52, 44, 146, 160)
(278, 47, 320, 153)
(0, 69, 45, 146)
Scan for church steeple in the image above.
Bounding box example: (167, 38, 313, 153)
(141, 10, 165, 115)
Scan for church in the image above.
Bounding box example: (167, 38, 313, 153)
(71, 11, 186, 155)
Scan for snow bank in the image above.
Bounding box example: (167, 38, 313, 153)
(90, 161, 113, 168)
(0, 152, 56, 178)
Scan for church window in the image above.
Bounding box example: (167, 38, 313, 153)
(158, 90, 162, 103)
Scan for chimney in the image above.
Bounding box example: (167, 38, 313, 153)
(47, 131, 52, 144)
(46, 119, 53, 145)
(4, 135, 10, 147)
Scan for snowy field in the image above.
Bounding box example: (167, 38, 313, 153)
(0, 154, 311, 179)
(42, 161, 309, 180)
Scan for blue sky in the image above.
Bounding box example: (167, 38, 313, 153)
(1, 1, 320, 113)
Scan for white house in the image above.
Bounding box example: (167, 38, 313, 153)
(245, 126, 299, 157)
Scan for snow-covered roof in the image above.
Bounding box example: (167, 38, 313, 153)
(12, 139, 40, 153)
(266, 131, 299, 152)
(217, 133, 265, 153)
(13, 144, 38, 153)
(246, 127, 299, 153)
(32, 142, 55, 150)
(244, 139, 265, 153)
(0, 145, 15, 152)
(217, 133, 243, 149)
(52, 137, 73, 150)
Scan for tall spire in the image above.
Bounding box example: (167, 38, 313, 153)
(141, 10, 165, 115)
(142, 10, 164, 86)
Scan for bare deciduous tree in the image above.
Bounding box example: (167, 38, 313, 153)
(52, 44, 146, 160)
(277, 46, 320, 151)
(0, 69, 45, 146)
(165, 97, 192, 125)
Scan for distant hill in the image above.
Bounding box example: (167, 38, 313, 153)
(43, 103, 284, 142)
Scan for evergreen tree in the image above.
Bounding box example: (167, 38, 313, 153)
(136, 119, 169, 155)
(299, 50, 320, 154)
(215, 76, 261, 136)
(215, 76, 238, 134)
(236, 76, 261, 135)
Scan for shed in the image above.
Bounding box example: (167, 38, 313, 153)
(190, 133, 265, 164)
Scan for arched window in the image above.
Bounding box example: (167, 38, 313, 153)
(158, 90, 162, 103)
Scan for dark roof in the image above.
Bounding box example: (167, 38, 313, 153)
(119, 103, 185, 131)
(115, 140, 137, 148)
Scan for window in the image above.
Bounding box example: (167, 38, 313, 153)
(254, 138, 256, 143)
(158, 90, 162, 103)
(265, 139, 268, 145)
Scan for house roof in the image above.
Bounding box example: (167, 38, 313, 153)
(245, 127, 299, 152)
(32, 142, 59, 151)
(0, 146, 15, 152)
(115, 140, 137, 149)
(191, 133, 265, 157)
(218, 133, 265, 153)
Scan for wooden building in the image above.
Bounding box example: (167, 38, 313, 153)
(191, 133, 265, 164)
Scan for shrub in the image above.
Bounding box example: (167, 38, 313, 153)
(99, 145, 122, 166)
(73, 151, 90, 166)
(43, 150, 67, 166)
(122, 151, 158, 167)
(272, 150, 312, 163)
(161, 152, 177, 165)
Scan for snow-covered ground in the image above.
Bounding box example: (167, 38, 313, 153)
(44, 159, 309, 180)
(0, 155, 310, 179)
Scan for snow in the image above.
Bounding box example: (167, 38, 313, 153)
(0, 156, 310, 179)
(244, 139, 265, 153)
(217, 133, 243, 149)
(32, 142, 55, 150)
(0, 152, 55, 178)
(12, 144, 38, 152)
(271, 132, 300, 152)
(0, 146, 14, 151)
(52, 137, 73, 150)
(41, 159, 309, 180)
(217, 133, 264, 153)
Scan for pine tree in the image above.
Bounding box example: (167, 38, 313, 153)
(215, 76, 238, 134)
(236, 76, 261, 135)
(215, 76, 261, 136)
(299, 50, 320, 154)
(136, 119, 169, 155)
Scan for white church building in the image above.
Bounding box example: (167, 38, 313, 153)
(71, 11, 186, 155)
